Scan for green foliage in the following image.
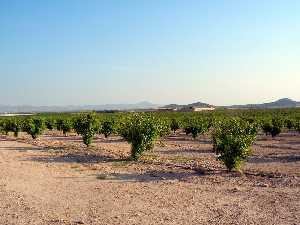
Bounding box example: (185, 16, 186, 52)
(2, 119, 12, 135)
(10, 118, 22, 137)
(285, 118, 296, 130)
(118, 114, 160, 160)
(0, 119, 4, 134)
(170, 118, 180, 134)
(56, 118, 73, 135)
(213, 118, 257, 171)
(0, 118, 22, 137)
(261, 117, 284, 137)
(23, 118, 45, 139)
(157, 119, 171, 137)
(295, 121, 300, 133)
(184, 117, 209, 139)
(100, 120, 115, 138)
(73, 113, 99, 146)
(56, 119, 64, 132)
(45, 118, 56, 130)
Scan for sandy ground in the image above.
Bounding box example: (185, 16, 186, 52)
(0, 131, 299, 225)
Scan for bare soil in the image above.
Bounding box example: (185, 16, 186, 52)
(0, 131, 299, 225)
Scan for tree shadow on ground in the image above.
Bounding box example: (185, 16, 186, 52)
(43, 135, 82, 142)
(157, 147, 214, 155)
(284, 141, 300, 145)
(43, 134, 125, 144)
(248, 154, 300, 164)
(253, 143, 300, 151)
(0, 146, 46, 152)
(92, 137, 125, 144)
(25, 150, 290, 183)
(94, 170, 201, 182)
(26, 152, 126, 164)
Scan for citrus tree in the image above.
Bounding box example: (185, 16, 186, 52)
(213, 118, 257, 172)
(157, 118, 171, 137)
(118, 114, 160, 160)
(170, 118, 180, 134)
(295, 121, 300, 133)
(9, 118, 22, 137)
(1, 119, 11, 135)
(261, 117, 283, 137)
(45, 118, 56, 130)
(56, 118, 73, 136)
(184, 117, 209, 139)
(23, 118, 46, 139)
(100, 120, 115, 138)
(73, 113, 99, 146)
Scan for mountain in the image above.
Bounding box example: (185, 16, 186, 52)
(228, 98, 300, 109)
(0, 101, 159, 113)
(162, 101, 214, 109)
(1, 98, 299, 113)
(162, 98, 300, 110)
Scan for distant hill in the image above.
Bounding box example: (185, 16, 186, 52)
(0, 101, 159, 113)
(1, 98, 299, 113)
(228, 98, 300, 109)
(162, 101, 214, 110)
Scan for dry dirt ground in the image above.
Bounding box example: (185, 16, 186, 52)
(0, 131, 299, 225)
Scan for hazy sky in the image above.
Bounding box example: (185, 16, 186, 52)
(0, 0, 299, 106)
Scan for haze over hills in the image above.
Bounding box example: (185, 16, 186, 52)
(227, 98, 300, 109)
(0, 101, 159, 113)
(0, 98, 299, 113)
(162, 98, 300, 110)
(162, 101, 214, 109)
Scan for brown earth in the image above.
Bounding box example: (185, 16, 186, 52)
(0, 131, 299, 225)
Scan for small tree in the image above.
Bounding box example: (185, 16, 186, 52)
(10, 118, 22, 137)
(0, 119, 4, 134)
(157, 119, 171, 137)
(118, 114, 159, 160)
(56, 118, 73, 136)
(23, 118, 45, 139)
(62, 119, 72, 136)
(45, 118, 56, 130)
(213, 118, 257, 172)
(170, 118, 180, 134)
(184, 118, 209, 139)
(73, 113, 99, 146)
(285, 118, 296, 130)
(295, 121, 300, 133)
(2, 119, 12, 135)
(261, 117, 283, 137)
(101, 120, 115, 138)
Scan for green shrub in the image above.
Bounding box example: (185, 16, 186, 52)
(170, 118, 180, 134)
(0, 118, 22, 137)
(100, 120, 115, 138)
(45, 118, 56, 130)
(118, 114, 160, 160)
(10, 118, 22, 137)
(261, 117, 283, 137)
(56, 119, 64, 132)
(73, 113, 99, 146)
(157, 119, 171, 137)
(213, 118, 257, 172)
(56, 118, 73, 136)
(285, 118, 296, 130)
(23, 118, 45, 139)
(0, 119, 4, 134)
(295, 121, 300, 133)
(1, 119, 11, 135)
(184, 117, 209, 139)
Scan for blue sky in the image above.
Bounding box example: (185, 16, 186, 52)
(0, 0, 299, 106)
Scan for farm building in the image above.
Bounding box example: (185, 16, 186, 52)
(178, 106, 215, 112)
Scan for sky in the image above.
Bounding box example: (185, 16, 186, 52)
(0, 0, 299, 106)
